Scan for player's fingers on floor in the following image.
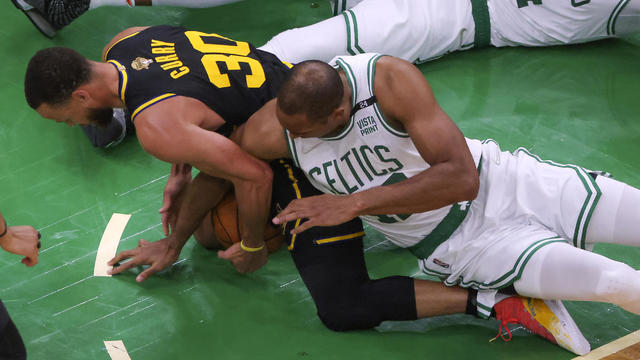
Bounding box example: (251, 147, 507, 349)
(136, 265, 160, 283)
(108, 249, 136, 266)
(109, 259, 138, 276)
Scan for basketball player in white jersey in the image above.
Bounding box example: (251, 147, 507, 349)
(242, 54, 640, 353)
(261, 0, 640, 64)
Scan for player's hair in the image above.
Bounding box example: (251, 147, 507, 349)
(24, 47, 92, 109)
(277, 60, 344, 123)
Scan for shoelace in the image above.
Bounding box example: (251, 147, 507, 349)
(489, 318, 515, 343)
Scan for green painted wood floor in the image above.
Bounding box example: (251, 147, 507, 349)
(1, 1, 639, 359)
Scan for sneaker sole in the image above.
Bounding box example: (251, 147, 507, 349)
(11, 0, 57, 38)
(535, 299, 591, 355)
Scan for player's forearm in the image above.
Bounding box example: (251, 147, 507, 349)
(233, 167, 273, 248)
(350, 161, 479, 216)
(169, 174, 230, 251)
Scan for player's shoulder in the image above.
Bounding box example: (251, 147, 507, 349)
(102, 26, 151, 61)
(374, 55, 424, 90)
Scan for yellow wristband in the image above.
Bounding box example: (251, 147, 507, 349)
(240, 240, 265, 252)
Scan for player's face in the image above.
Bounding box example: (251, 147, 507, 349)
(36, 102, 105, 127)
(277, 109, 328, 139)
(276, 102, 344, 139)
(86, 107, 115, 128)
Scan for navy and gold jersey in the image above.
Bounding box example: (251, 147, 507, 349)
(104, 25, 291, 131)
(269, 159, 365, 251)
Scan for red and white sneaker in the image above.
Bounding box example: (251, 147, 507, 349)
(493, 297, 591, 356)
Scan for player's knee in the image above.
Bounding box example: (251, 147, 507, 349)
(317, 303, 381, 332)
(594, 264, 640, 304)
(315, 283, 384, 331)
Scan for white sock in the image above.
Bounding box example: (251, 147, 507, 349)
(89, 0, 132, 10)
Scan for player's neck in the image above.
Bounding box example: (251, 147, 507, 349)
(90, 61, 126, 108)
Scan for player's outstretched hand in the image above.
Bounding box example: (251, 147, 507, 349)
(272, 194, 357, 235)
(0, 225, 41, 267)
(108, 238, 180, 282)
(218, 242, 268, 273)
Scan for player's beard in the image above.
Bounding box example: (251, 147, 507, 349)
(88, 107, 115, 128)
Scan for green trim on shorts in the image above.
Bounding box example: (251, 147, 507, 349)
(343, 10, 364, 56)
(514, 148, 601, 249)
(608, 0, 631, 36)
(452, 237, 567, 290)
(470, 0, 491, 48)
(408, 158, 483, 259)
(408, 203, 472, 260)
(476, 302, 493, 320)
(332, 0, 347, 16)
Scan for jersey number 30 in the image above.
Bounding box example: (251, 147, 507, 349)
(185, 31, 266, 89)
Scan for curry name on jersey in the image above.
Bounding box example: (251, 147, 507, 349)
(104, 25, 291, 131)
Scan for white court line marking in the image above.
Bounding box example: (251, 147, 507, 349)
(94, 213, 132, 277)
(117, 174, 168, 197)
(120, 303, 157, 320)
(37, 206, 95, 231)
(28, 275, 92, 304)
(573, 329, 640, 359)
(105, 340, 132, 360)
(52, 296, 99, 317)
(80, 297, 151, 328)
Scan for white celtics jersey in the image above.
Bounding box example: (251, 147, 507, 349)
(285, 53, 482, 248)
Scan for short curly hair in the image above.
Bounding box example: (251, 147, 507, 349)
(277, 60, 344, 123)
(24, 47, 92, 109)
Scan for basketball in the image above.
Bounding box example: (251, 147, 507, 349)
(212, 192, 284, 253)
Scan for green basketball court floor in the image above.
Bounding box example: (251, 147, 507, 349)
(1, 1, 639, 359)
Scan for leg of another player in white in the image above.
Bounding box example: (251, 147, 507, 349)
(515, 176, 640, 315)
(261, 0, 640, 64)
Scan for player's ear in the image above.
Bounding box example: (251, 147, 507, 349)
(329, 105, 346, 123)
(71, 89, 90, 104)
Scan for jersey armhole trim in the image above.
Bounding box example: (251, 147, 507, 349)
(103, 31, 141, 62)
(367, 55, 410, 138)
(107, 60, 128, 104)
(130, 93, 177, 122)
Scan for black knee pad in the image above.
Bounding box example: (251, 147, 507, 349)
(315, 276, 416, 332)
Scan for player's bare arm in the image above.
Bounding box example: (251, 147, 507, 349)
(347, 56, 479, 215)
(274, 56, 478, 233)
(109, 97, 271, 279)
(159, 162, 193, 236)
(235, 99, 290, 162)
